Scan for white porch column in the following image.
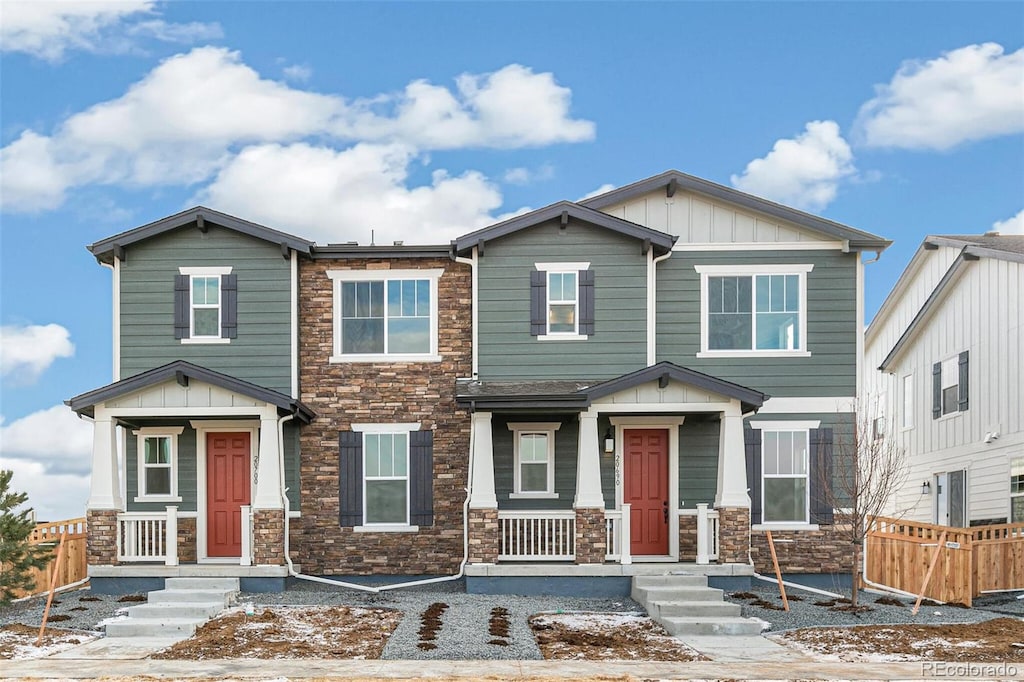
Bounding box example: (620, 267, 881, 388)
(469, 411, 497, 509)
(252, 415, 283, 509)
(87, 411, 122, 510)
(574, 411, 605, 508)
(715, 401, 750, 508)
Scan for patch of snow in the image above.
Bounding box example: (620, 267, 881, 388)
(0, 629, 95, 660)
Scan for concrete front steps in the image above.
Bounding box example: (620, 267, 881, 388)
(631, 574, 764, 636)
(105, 577, 238, 638)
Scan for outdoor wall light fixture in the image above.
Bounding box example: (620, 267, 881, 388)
(604, 428, 615, 453)
(921, 480, 932, 495)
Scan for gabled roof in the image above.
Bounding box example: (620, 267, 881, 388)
(66, 361, 315, 423)
(877, 234, 1024, 371)
(579, 170, 892, 252)
(453, 201, 677, 257)
(88, 207, 315, 264)
(456, 361, 767, 413)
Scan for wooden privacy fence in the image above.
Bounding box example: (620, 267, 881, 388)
(866, 516, 1024, 607)
(17, 517, 88, 598)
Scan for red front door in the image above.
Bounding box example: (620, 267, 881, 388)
(624, 429, 669, 556)
(207, 432, 250, 558)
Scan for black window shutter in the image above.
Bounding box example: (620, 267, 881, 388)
(530, 270, 546, 336)
(221, 273, 238, 339)
(409, 430, 434, 527)
(338, 431, 363, 527)
(744, 427, 762, 525)
(173, 275, 190, 339)
(809, 428, 834, 524)
(957, 350, 969, 411)
(931, 362, 942, 419)
(579, 269, 595, 336)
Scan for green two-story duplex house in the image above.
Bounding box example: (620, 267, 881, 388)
(454, 171, 890, 592)
(67, 208, 316, 592)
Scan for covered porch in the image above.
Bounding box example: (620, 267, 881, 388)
(66, 361, 314, 581)
(456, 362, 767, 570)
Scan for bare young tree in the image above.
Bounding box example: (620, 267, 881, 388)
(823, 405, 909, 607)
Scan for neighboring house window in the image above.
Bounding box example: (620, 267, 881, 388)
(761, 429, 810, 523)
(175, 267, 236, 343)
(746, 422, 833, 527)
(531, 262, 594, 340)
(873, 393, 887, 440)
(328, 269, 443, 362)
(339, 424, 434, 530)
(695, 264, 813, 356)
(932, 351, 969, 418)
(902, 374, 914, 430)
(508, 422, 561, 498)
(1012, 459, 1024, 523)
(135, 427, 183, 502)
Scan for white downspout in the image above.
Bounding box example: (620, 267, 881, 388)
(647, 249, 673, 366)
(454, 247, 478, 378)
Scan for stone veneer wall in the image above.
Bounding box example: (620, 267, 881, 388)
(293, 257, 471, 575)
(254, 509, 286, 566)
(715, 507, 750, 564)
(177, 518, 197, 563)
(678, 514, 698, 562)
(750, 525, 851, 575)
(468, 508, 498, 564)
(574, 508, 606, 564)
(86, 509, 119, 566)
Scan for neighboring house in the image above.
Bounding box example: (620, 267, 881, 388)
(69, 170, 890, 594)
(864, 234, 1024, 528)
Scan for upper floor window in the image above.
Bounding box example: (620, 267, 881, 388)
(328, 269, 443, 362)
(932, 351, 969, 418)
(531, 263, 594, 341)
(175, 267, 235, 344)
(135, 427, 184, 502)
(508, 422, 561, 499)
(696, 264, 813, 357)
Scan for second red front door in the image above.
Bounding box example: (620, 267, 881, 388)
(624, 428, 669, 556)
(207, 432, 251, 558)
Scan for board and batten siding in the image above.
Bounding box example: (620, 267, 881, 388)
(119, 226, 292, 394)
(599, 189, 836, 245)
(125, 422, 301, 513)
(881, 256, 1024, 524)
(656, 249, 858, 397)
(477, 219, 648, 381)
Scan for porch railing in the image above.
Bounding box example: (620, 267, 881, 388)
(117, 507, 177, 566)
(679, 504, 719, 564)
(497, 511, 575, 561)
(604, 504, 632, 564)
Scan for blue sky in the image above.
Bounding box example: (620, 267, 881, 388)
(1, 1, 1022, 520)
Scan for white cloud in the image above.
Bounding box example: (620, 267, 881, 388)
(730, 120, 856, 211)
(503, 163, 554, 185)
(0, 48, 594, 219)
(856, 43, 1024, 150)
(196, 143, 503, 244)
(282, 63, 313, 83)
(0, 405, 93, 477)
(579, 183, 616, 201)
(993, 209, 1024, 235)
(5, 459, 89, 523)
(0, 324, 74, 383)
(0, 0, 222, 62)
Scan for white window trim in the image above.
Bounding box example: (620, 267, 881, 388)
(178, 266, 233, 345)
(508, 421, 561, 498)
(752, 523, 820, 531)
(328, 269, 443, 363)
(134, 426, 184, 503)
(359, 425, 416, 528)
(939, 355, 961, 417)
(535, 262, 590, 341)
(1009, 456, 1024, 524)
(695, 263, 813, 357)
(901, 373, 914, 431)
(756, 425, 811, 525)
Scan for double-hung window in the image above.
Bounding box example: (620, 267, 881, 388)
(176, 266, 235, 343)
(531, 262, 594, 341)
(363, 432, 409, 525)
(761, 429, 809, 523)
(508, 422, 560, 498)
(1012, 459, 1024, 523)
(941, 357, 960, 415)
(328, 269, 443, 362)
(548, 272, 578, 334)
(134, 427, 183, 502)
(933, 351, 968, 418)
(696, 265, 812, 356)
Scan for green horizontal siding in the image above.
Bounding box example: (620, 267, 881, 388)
(493, 415, 579, 511)
(119, 226, 292, 394)
(477, 220, 648, 380)
(679, 418, 719, 508)
(657, 250, 858, 397)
